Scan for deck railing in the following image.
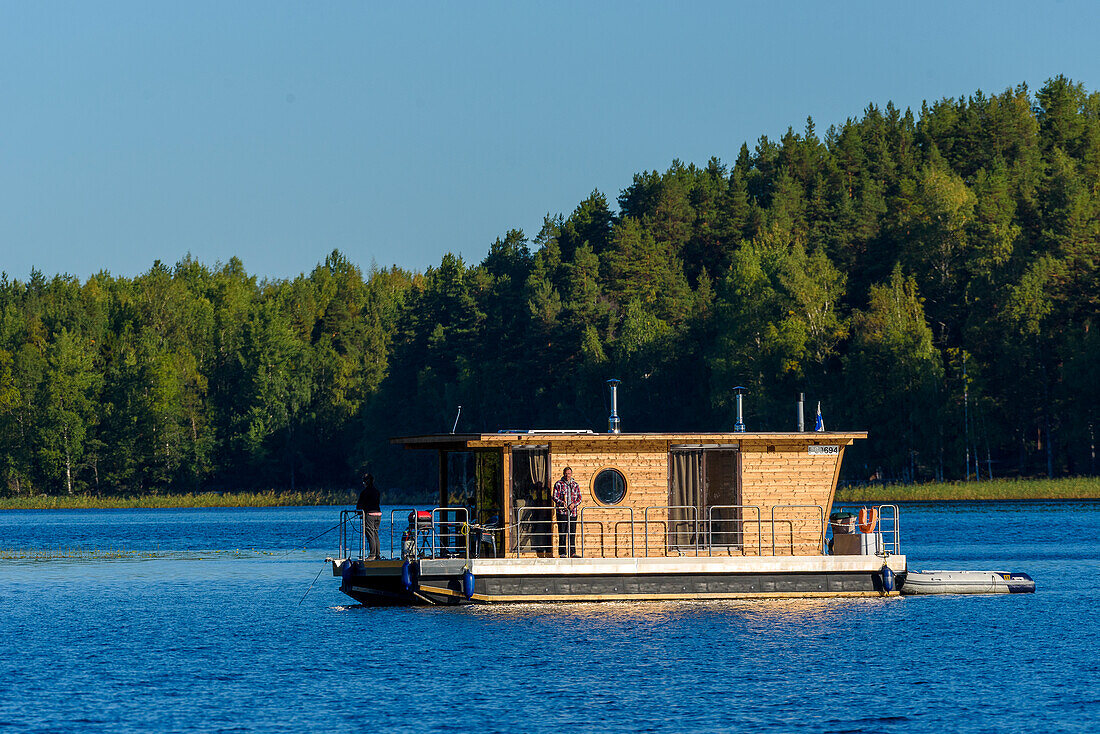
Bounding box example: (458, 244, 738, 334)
(707, 505, 762, 556)
(578, 506, 635, 558)
(339, 509, 366, 560)
(515, 505, 556, 556)
(343, 504, 899, 561)
(643, 505, 698, 556)
(877, 504, 901, 555)
(769, 504, 826, 556)
(513, 503, 834, 559)
(833, 502, 901, 556)
(431, 507, 470, 559)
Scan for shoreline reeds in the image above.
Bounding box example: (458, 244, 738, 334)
(0, 489, 367, 511)
(835, 476, 1100, 503)
(2, 477, 1097, 510)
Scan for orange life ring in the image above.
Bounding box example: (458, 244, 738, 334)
(858, 507, 876, 533)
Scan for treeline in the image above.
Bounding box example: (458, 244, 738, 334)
(2, 76, 1098, 497)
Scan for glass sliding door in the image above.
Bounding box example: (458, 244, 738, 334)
(668, 449, 703, 549)
(445, 451, 476, 510)
(440, 449, 502, 557)
(475, 451, 502, 557)
(475, 451, 502, 526)
(704, 449, 742, 548)
(511, 447, 550, 555)
(668, 447, 742, 553)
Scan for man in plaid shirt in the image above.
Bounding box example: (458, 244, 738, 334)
(552, 467, 581, 557)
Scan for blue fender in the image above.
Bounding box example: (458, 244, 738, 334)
(462, 569, 475, 600)
(340, 560, 353, 591)
(400, 560, 421, 592)
(882, 565, 896, 592)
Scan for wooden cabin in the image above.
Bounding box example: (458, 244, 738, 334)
(392, 430, 867, 559)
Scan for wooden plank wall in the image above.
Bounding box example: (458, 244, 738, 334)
(549, 440, 666, 558)
(523, 438, 844, 558)
(739, 441, 842, 555)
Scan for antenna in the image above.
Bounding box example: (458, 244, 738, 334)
(451, 405, 462, 435)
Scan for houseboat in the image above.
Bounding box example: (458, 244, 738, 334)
(330, 384, 905, 605)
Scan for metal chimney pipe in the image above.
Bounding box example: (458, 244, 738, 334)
(607, 379, 621, 434)
(798, 393, 805, 432)
(733, 386, 747, 432)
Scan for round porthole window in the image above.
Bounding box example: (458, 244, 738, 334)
(593, 468, 627, 505)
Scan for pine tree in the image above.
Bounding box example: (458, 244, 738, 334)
(843, 266, 944, 480)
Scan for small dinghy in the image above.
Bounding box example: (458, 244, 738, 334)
(901, 570, 1035, 595)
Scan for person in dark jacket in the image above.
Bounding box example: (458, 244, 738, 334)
(356, 473, 382, 560)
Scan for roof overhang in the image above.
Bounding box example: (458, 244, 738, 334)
(391, 432, 868, 450)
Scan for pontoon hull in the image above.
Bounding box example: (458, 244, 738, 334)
(335, 556, 907, 606)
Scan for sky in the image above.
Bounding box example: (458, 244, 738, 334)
(2, 1, 1099, 281)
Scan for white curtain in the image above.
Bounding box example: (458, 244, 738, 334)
(669, 450, 701, 547)
(513, 448, 550, 552)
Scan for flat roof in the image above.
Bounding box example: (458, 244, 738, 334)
(392, 431, 868, 448)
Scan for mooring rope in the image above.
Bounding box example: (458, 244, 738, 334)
(298, 562, 328, 606)
(278, 520, 345, 556)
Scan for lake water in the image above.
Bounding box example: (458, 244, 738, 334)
(1, 502, 1098, 733)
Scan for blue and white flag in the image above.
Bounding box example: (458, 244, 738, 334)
(815, 401, 825, 432)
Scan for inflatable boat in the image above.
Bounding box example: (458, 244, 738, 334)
(901, 570, 1035, 595)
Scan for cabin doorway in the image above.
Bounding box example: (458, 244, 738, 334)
(440, 450, 503, 557)
(668, 447, 742, 552)
(511, 446, 551, 555)
(705, 449, 742, 548)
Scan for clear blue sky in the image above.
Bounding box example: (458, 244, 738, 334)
(2, 1, 1098, 281)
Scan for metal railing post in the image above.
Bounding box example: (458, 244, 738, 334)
(872, 504, 901, 556)
(577, 508, 584, 557)
(339, 510, 346, 558)
(769, 504, 825, 555)
(430, 507, 469, 560)
(516, 506, 556, 557)
(339, 509, 367, 560)
(706, 505, 754, 556)
(578, 506, 634, 558)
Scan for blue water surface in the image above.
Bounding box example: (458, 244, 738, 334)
(1, 502, 1097, 733)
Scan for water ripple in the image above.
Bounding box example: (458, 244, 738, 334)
(1, 503, 1096, 733)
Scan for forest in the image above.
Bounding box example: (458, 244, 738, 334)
(1, 76, 1097, 497)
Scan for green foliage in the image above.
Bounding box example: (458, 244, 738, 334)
(2, 77, 1099, 497)
(843, 266, 944, 480)
(709, 226, 847, 425)
(38, 329, 100, 493)
(0, 349, 17, 414)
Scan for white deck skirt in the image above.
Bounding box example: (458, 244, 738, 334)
(462, 555, 907, 576)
